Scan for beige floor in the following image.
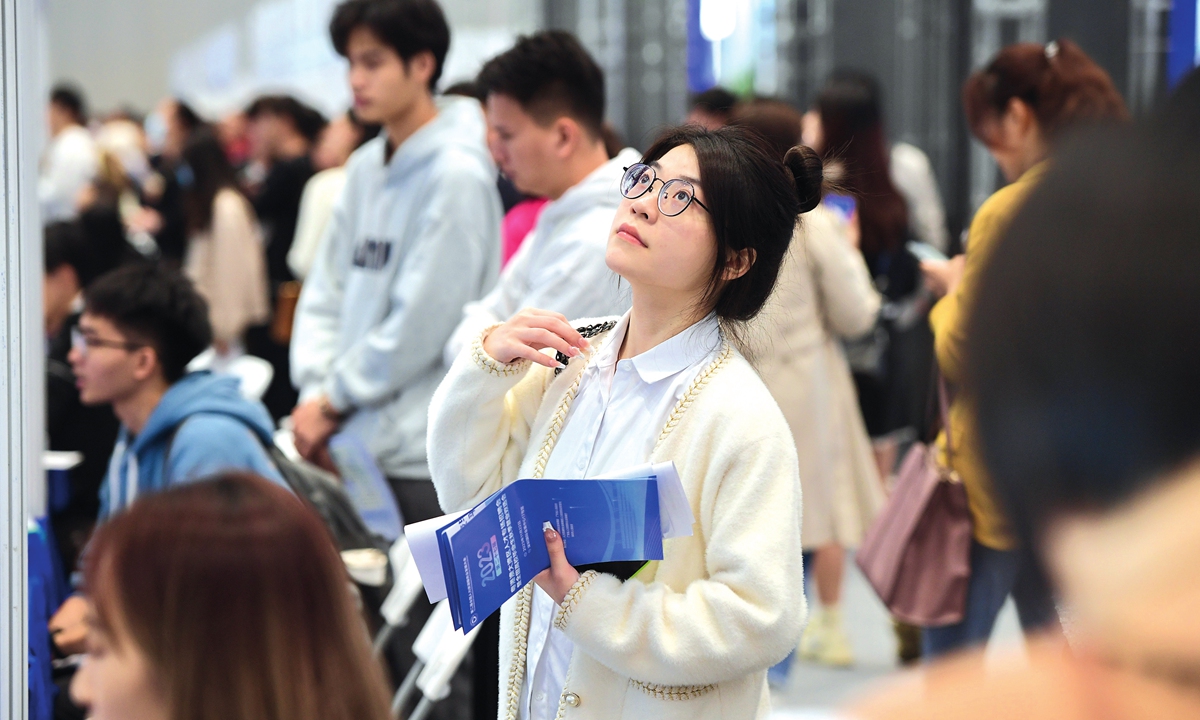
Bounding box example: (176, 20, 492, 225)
(768, 553, 1024, 718)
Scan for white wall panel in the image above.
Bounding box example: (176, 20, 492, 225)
(3, 0, 46, 717)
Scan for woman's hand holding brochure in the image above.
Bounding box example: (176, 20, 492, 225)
(405, 461, 694, 632)
(534, 523, 579, 604)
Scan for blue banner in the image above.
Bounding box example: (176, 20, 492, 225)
(1170, 0, 1199, 86)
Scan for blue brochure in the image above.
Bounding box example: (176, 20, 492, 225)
(436, 477, 662, 632)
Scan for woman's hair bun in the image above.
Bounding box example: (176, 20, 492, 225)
(784, 145, 824, 214)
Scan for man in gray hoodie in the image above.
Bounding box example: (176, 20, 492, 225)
(443, 31, 637, 362)
(290, 0, 501, 522)
(290, 3, 499, 711)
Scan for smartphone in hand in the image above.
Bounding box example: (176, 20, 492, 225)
(907, 240, 948, 263)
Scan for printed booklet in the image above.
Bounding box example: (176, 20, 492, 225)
(408, 462, 693, 633)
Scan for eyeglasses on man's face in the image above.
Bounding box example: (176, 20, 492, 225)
(620, 164, 710, 217)
(70, 326, 143, 357)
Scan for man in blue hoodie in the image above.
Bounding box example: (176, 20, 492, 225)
(50, 263, 286, 657)
(70, 263, 284, 520)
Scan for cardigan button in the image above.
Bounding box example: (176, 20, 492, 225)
(563, 692, 581, 707)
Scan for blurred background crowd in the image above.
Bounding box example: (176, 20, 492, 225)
(16, 0, 1200, 719)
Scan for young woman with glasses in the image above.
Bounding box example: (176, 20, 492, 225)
(428, 124, 823, 720)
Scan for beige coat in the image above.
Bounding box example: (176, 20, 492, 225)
(753, 205, 884, 548)
(183, 188, 270, 346)
(428, 319, 806, 720)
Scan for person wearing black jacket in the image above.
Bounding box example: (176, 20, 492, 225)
(132, 99, 205, 265)
(245, 95, 325, 286)
(43, 217, 135, 570)
(244, 95, 325, 420)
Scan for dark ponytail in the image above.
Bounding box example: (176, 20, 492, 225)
(816, 71, 908, 260)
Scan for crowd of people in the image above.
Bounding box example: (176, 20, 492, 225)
(33, 0, 1200, 718)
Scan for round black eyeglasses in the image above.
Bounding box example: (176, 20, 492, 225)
(620, 164, 710, 217)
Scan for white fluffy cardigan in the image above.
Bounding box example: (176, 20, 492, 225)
(427, 318, 806, 720)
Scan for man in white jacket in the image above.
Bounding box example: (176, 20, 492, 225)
(443, 31, 635, 363)
(290, 0, 500, 514)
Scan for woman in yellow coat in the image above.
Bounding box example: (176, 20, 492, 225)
(919, 39, 1128, 657)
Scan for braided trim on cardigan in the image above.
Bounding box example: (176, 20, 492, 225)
(531, 370, 585, 479)
(504, 584, 535, 720)
(552, 667, 577, 720)
(651, 341, 732, 455)
(505, 330, 612, 719)
(550, 572, 597, 718)
(629, 679, 717, 701)
(503, 373, 581, 719)
(552, 570, 599, 631)
(621, 338, 727, 706)
(472, 324, 531, 377)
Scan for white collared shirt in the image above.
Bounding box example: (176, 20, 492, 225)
(519, 310, 723, 720)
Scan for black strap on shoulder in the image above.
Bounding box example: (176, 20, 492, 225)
(161, 420, 186, 473)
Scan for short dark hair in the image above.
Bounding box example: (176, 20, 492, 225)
(968, 126, 1200, 550)
(477, 30, 606, 138)
(690, 87, 738, 116)
(50, 83, 87, 124)
(83, 264, 213, 384)
(442, 80, 485, 103)
(330, 0, 450, 91)
(44, 222, 86, 276)
(45, 210, 135, 288)
(639, 125, 823, 324)
(245, 95, 328, 143)
(173, 99, 204, 135)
